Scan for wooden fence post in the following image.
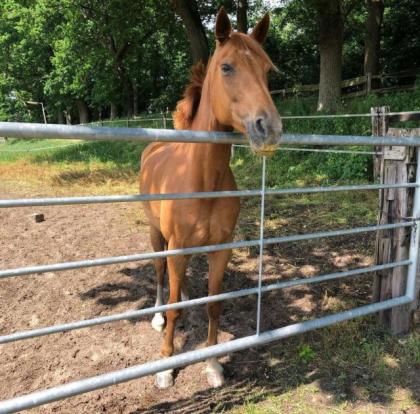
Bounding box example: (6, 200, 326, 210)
(371, 106, 389, 182)
(374, 106, 418, 334)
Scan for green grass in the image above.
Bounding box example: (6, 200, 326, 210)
(0, 138, 82, 162)
(225, 324, 419, 414)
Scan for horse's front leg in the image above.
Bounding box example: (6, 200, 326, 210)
(155, 254, 189, 388)
(205, 249, 231, 387)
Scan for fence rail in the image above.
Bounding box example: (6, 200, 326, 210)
(271, 68, 419, 98)
(1, 122, 420, 146)
(0, 120, 419, 413)
(0, 296, 411, 414)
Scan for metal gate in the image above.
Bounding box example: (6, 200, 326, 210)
(0, 121, 419, 413)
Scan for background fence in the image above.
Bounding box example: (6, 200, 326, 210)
(271, 68, 420, 98)
(0, 112, 419, 412)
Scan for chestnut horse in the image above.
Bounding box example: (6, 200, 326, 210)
(140, 7, 282, 388)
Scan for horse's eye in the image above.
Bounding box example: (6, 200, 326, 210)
(221, 63, 234, 75)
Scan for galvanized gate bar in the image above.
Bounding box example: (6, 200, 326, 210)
(256, 157, 267, 335)
(0, 222, 413, 280)
(0, 295, 411, 414)
(406, 147, 420, 300)
(0, 260, 410, 345)
(0, 183, 417, 208)
(1, 122, 420, 146)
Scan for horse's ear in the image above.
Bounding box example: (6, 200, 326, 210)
(250, 13, 270, 44)
(215, 6, 232, 44)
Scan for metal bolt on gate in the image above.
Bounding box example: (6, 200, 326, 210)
(0, 121, 420, 413)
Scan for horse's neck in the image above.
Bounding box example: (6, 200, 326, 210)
(187, 83, 233, 182)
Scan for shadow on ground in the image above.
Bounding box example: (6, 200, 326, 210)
(79, 229, 419, 413)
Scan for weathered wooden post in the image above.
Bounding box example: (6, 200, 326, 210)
(371, 106, 389, 182)
(374, 106, 420, 333)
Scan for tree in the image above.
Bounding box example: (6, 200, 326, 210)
(237, 0, 248, 33)
(171, 0, 209, 64)
(307, 0, 344, 112)
(381, 0, 420, 73)
(364, 0, 384, 78)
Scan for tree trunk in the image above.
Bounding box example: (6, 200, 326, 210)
(364, 0, 384, 84)
(57, 110, 65, 125)
(310, 0, 343, 113)
(237, 0, 248, 33)
(64, 106, 72, 125)
(133, 82, 139, 117)
(110, 103, 118, 120)
(171, 0, 209, 64)
(122, 77, 134, 118)
(76, 99, 89, 124)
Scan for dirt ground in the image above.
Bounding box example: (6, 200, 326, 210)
(0, 188, 416, 413)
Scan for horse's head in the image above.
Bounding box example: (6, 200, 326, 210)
(209, 7, 282, 155)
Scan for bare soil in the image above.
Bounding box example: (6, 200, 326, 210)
(0, 188, 415, 413)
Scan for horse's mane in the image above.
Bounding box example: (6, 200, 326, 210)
(173, 61, 206, 130)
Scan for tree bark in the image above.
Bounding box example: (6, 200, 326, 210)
(64, 106, 72, 125)
(110, 103, 118, 120)
(171, 0, 209, 64)
(57, 110, 65, 125)
(133, 82, 139, 117)
(237, 0, 248, 33)
(76, 99, 89, 124)
(309, 0, 344, 113)
(364, 0, 384, 80)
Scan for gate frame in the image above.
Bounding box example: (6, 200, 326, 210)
(0, 120, 420, 413)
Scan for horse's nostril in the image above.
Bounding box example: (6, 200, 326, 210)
(255, 117, 266, 137)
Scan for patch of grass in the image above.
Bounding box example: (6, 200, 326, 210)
(0, 138, 82, 162)
(226, 322, 420, 414)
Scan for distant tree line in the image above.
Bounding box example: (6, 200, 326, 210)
(0, 0, 418, 123)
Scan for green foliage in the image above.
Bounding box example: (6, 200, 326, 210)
(1, 0, 419, 124)
(298, 344, 316, 364)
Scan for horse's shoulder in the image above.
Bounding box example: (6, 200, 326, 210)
(141, 142, 170, 166)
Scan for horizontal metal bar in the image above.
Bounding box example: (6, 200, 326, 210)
(0, 222, 413, 280)
(281, 113, 373, 119)
(0, 295, 411, 413)
(280, 111, 420, 120)
(0, 122, 245, 144)
(90, 111, 420, 123)
(0, 183, 417, 209)
(234, 144, 379, 155)
(1, 122, 420, 146)
(0, 260, 410, 345)
(283, 133, 420, 146)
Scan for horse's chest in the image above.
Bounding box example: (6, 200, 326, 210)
(162, 197, 239, 247)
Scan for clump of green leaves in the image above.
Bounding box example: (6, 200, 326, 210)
(298, 344, 315, 364)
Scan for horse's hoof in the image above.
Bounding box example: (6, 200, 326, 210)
(155, 369, 174, 389)
(151, 313, 165, 332)
(205, 360, 225, 388)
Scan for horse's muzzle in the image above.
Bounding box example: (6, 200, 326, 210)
(246, 115, 282, 156)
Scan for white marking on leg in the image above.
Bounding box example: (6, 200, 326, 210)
(205, 357, 225, 388)
(155, 369, 174, 389)
(181, 286, 189, 302)
(151, 284, 165, 332)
